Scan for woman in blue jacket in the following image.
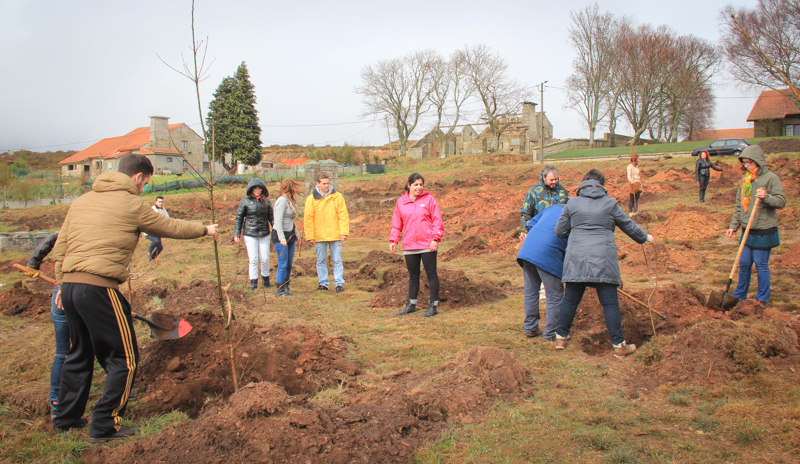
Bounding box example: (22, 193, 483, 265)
(516, 204, 567, 341)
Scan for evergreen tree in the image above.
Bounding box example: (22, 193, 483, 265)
(206, 62, 263, 170)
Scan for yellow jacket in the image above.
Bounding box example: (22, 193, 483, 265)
(304, 187, 349, 242)
(53, 171, 206, 288)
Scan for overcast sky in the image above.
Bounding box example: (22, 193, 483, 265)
(0, 0, 759, 153)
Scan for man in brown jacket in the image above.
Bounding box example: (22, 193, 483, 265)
(51, 154, 218, 442)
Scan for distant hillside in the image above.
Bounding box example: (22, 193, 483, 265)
(0, 150, 74, 171)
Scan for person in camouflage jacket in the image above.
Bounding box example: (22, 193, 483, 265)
(519, 164, 569, 240)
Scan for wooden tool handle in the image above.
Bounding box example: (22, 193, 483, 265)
(728, 196, 761, 280)
(13, 263, 58, 285)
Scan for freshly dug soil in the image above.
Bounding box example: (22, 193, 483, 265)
(83, 347, 533, 464)
(759, 138, 800, 154)
(370, 268, 506, 310)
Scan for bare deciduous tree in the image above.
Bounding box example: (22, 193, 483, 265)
(429, 52, 474, 158)
(661, 35, 720, 142)
(612, 23, 673, 145)
(679, 84, 716, 140)
(565, 3, 616, 147)
(720, 0, 800, 107)
(355, 50, 439, 157)
(460, 44, 528, 152)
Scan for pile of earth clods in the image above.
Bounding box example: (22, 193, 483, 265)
(83, 347, 533, 464)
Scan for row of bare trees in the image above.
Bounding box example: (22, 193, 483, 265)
(565, 4, 720, 146)
(355, 45, 529, 156)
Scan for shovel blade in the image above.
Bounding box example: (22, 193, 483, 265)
(707, 291, 725, 311)
(148, 312, 193, 340)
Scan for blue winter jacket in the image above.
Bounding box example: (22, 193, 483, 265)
(516, 204, 568, 279)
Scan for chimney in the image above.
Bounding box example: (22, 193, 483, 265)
(150, 116, 170, 149)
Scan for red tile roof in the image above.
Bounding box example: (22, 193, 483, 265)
(686, 128, 754, 141)
(747, 89, 800, 121)
(60, 123, 184, 164)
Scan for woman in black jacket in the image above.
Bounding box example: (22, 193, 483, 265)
(234, 178, 274, 290)
(695, 150, 723, 202)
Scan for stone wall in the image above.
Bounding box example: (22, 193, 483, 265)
(303, 160, 340, 200)
(0, 232, 53, 254)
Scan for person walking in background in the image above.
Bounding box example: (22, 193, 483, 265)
(52, 154, 219, 442)
(233, 178, 274, 291)
(516, 205, 567, 341)
(695, 150, 722, 203)
(23, 233, 66, 419)
(146, 196, 169, 262)
(627, 153, 642, 216)
(390, 173, 444, 318)
(554, 169, 653, 357)
(519, 164, 569, 242)
(305, 172, 350, 293)
(272, 179, 302, 297)
(726, 146, 785, 305)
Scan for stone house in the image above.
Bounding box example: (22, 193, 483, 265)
(747, 89, 800, 137)
(59, 116, 204, 177)
(407, 102, 552, 158)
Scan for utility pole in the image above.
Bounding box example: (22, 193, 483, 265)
(540, 81, 547, 164)
(385, 115, 394, 158)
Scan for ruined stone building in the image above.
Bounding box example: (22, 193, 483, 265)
(408, 102, 553, 159)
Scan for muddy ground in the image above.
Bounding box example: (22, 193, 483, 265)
(2, 152, 800, 461)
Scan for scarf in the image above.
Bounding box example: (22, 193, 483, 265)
(740, 168, 759, 212)
(283, 194, 299, 216)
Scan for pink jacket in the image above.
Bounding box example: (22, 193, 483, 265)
(390, 190, 444, 250)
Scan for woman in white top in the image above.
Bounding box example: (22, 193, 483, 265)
(626, 154, 642, 215)
(272, 179, 302, 296)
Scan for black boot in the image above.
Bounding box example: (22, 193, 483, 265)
(263, 276, 271, 287)
(397, 300, 417, 316)
(249, 279, 258, 291)
(285, 285, 292, 296)
(276, 285, 285, 297)
(423, 300, 438, 317)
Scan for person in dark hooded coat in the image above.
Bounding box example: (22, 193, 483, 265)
(234, 178, 274, 290)
(726, 145, 785, 304)
(553, 169, 653, 357)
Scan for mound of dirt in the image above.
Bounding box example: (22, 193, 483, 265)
(440, 234, 488, 261)
(759, 138, 800, 154)
(83, 347, 532, 464)
(630, 317, 800, 388)
(570, 285, 713, 356)
(370, 269, 506, 310)
(0, 280, 50, 317)
(647, 168, 693, 183)
(8, 212, 65, 232)
(773, 242, 800, 268)
(135, 313, 360, 418)
(618, 241, 705, 274)
(655, 207, 727, 241)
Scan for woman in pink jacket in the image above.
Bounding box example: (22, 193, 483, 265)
(389, 173, 444, 317)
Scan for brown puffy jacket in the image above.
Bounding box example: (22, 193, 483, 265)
(53, 171, 206, 288)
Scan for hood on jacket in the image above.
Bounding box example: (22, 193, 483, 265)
(575, 179, 607, 198)
(738, 145, 768, 171)
(246, 177, 269, 197)
(92, 171, 140, 196)
(312, 185, 336, 200)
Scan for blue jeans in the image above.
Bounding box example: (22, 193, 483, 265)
(274, 241, 296, 285)
(50, 285, 70, 403)
(556, 282, 624, 345)
(147, 236, 163, 259)
(732, 246, 771, 302)
(315, 241, 344, 287)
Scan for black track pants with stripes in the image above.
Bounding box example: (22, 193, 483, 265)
(53, 283, 138, 438)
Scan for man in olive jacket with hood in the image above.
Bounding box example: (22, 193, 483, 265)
(52, 154, 219, 442)
(726, 145, 785, 304)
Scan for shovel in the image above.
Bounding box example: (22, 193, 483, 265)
(707, 196, 760, 311)
(13, 264, 192, 340)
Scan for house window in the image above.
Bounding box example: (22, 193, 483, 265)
(786, 124, 800, 136)
(181, 140, 188, 148)
(68, 164, 75, 171)
(166, 157, 173, 162)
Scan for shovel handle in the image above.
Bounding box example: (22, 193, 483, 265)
(728, 196, 761, 280)
(13, 264, 58, 285)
